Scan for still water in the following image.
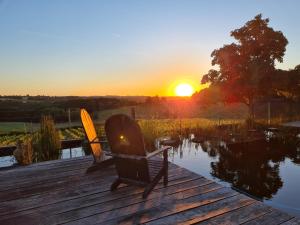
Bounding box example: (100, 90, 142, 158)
(169, 138, 300, 217)
(0, 147, 85, 169)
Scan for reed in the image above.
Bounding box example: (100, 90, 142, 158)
(33, 116, 61, 161)
(13, 136, 33, 165)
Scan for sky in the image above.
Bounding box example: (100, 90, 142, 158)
(0, 0, 300, 96)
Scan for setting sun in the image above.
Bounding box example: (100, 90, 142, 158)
(175, 83, 194, 96)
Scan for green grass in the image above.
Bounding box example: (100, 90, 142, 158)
(0, 122, 82, 135)
(0, 127, 85, 147)
(0, 122, 38, 134)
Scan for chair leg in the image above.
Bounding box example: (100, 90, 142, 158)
(111, 178, 121, 191)
(163, 148, 168, 187)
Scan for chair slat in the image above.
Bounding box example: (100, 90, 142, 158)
(80, 109, 102, 161)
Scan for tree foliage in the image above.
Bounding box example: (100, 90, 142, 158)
(274, 65, 300, 100)
(200, 14, 289, 118)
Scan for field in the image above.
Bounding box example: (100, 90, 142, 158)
(0, 104, 295, 148)
(0, 122, 83, 134)
(0, 127, 85, 147)
(0, 118, 242, 147)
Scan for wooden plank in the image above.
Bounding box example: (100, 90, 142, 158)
(0, 173, 118, 203)
(0, 160, 175, 191)
(140, 194, 254, 225)
(196, 201, 273, 225)
(0, 157, 93, 181)
(0, 167, 181, 203)
(0, 160, 92, 185)
(0, 155, 92, 175)
(1, 173, 202, 224)
(0, 169, 199, 220)
(0, 166, 194, 217)
(281, 218, 300, 225)
(0, 163, 178, 198)
(62, 186, 236, 225)
(0, 156, 298, 225)
(0, 176, 205, 225)
(51, 179, 216, 224)
(243, 209, 294, 225)
(0, 162, 112, 189)
(0, 158, 175, 183)
(0, 163, 94, 191)
(0, 168, 116, 200)
(0, 165, 184, 202)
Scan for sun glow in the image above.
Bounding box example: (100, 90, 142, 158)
(175, 83, 194, 96)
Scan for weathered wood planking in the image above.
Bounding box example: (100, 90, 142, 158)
(0, 156, 298, 225)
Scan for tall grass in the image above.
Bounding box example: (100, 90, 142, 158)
(13, 136, 33, 165)
(138, 118, 242, 149)
(33, 116, 61, 161)
(137, 117, 295, 148)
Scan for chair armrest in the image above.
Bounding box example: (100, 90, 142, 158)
(110, 152, 146, 160)
(109, 146, 171, 160)
(146, 146, 172, 159)
(104, 151, 113, 156)
(90, 140, 107, 144)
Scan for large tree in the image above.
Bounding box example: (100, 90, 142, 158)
(201, 14, 288, 121)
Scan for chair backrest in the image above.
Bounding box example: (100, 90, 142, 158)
(80, 109, 102, 162)
(105, 114, 150, 182)
(105, 114, 146, 156)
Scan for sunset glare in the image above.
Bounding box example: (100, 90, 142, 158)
(175, 83, 194, 96)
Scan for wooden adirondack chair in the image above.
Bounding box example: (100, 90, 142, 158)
(80, 109, 114, 172)
(105, 114, 171, 198)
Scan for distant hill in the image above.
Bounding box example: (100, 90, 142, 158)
(0, 95, 138, 122)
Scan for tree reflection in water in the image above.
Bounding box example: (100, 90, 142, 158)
(168, 139, 300, 200)
(194, 139, 299, 200)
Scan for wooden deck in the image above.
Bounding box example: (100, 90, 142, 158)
(0, 156, 299, 225)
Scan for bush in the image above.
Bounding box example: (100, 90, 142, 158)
(33, 116, 61, 161)
(13, 137, 33, 165)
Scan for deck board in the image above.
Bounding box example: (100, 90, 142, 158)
(0, 156, 298, 225)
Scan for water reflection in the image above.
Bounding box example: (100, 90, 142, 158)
(209, 142, 283, 200)
(169, 137, 300, 216)
(0, 147, 86, 168)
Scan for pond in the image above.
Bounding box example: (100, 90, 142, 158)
(169, 138, 300, 217)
